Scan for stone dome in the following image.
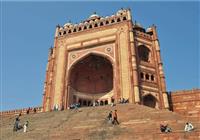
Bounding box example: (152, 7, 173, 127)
(135, 22, 143, 28)
(89, 12, 100, 19)
(64, 22, 73, 28)
(116, 9, 125, 16)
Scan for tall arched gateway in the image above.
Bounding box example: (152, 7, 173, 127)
(67, 54, 113, 107)
(42, 9, 169, 112)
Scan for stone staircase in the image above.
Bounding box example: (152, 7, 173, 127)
(1, 104, 200, 140)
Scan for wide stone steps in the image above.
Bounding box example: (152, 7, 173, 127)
(1, 104, 200, 140)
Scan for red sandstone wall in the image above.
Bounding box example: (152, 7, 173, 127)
(0, 107, 42, 116)
(169, 89, 200, 119)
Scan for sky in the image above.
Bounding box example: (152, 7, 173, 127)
(1, 1, 199, 111)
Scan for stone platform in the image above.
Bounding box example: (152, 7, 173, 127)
(1, 104, 200, 140)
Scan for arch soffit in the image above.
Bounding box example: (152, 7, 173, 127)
(68, 51, 114, 72)
(137, 43, 152, 51)
(142, 93, 158, 101)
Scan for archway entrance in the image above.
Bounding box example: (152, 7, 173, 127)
(143, 94, 157, 108)
(68, 54, 113, 106)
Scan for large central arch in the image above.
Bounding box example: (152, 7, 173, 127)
(67, 54, 113, 106)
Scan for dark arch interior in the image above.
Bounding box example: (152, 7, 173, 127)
(138, 45, 150, 62)
(69, 54, 113, 94)
(143, 94, 156, 108)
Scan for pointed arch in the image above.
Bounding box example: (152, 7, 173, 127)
(143, 94, 157, 108)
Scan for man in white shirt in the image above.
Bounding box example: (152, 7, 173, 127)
(184, 122, 194, 132)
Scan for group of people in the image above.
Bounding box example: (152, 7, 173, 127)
(160, 122, 194, 133)
(119, 98, 129, 104)
(26, 107, 37, 114)
(107, 110, 119, 125)
(69, 103, 81, 109)
(13, 115, 29, 133)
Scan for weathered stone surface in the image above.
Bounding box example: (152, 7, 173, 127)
(169, 89, 200, 119)
(1, 104, 200, 140)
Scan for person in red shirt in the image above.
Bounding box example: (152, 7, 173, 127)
(112, 110, 119, 125)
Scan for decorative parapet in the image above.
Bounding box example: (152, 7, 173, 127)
(56, 9, 130, 37)
(0, 106, 42, 116)
(134, 30, 152, 40)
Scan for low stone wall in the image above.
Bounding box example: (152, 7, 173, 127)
(0, 106, 42, 116)
(169, 89, 200, 119)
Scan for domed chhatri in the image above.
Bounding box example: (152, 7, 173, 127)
(89, 12, 100, 19)
(64, 21, 73, 28)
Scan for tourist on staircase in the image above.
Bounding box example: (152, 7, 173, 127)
(112, 110, 119, 125)
(23, 121, 29, 133)
(160, 124, 172, 133)
(107, 111, 112, 123)
(13, 116, 22, 132)
(184, 122, 194, 132)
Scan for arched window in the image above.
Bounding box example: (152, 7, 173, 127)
(100, 101, 103, 106)
(140, 72, 144, 79)
(143, 94, 157, 108)
(100, 22, 103, 26)
(145, 74, 149, 80)
(138, 45, 151, 62)
(123, 17, 127, 20)
(151, 75, 154, 81)
(105, 100, 108, 105)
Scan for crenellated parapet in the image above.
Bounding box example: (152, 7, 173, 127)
(56, 9, 130, 37)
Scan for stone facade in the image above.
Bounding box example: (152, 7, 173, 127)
(169, 89, 200, 118)
(42, 9, 169, 112)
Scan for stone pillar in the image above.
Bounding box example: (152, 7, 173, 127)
(53, 45, 66, 110)
(129, 30, 140, 104)
(118, 27, 132, 100)
(152, 26, 169, 109)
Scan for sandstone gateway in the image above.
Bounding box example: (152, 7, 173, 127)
(42, 9, 170, 112)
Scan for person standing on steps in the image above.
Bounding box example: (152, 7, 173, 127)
(23, 121, 29, 133)
(107, 111, 112, 123)
(112, 110, 119, 125)
(13, 116, 21, 132)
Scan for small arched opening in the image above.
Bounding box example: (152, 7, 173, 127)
(138, 45, 151, 62)
(105, 100, 108, 105)
(143, 94, 157, 108)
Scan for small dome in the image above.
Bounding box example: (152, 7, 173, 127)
(133, 22, 145, 32)
(146, 27, 152, 32)
(89, 12, 100, 19)
(135, 22, 143, 28)
(116, 8, 125, 15)
(64, 22, 72, 27)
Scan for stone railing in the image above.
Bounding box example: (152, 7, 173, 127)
(134, 30, 152, 40)
(0, 106, 42, 116)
